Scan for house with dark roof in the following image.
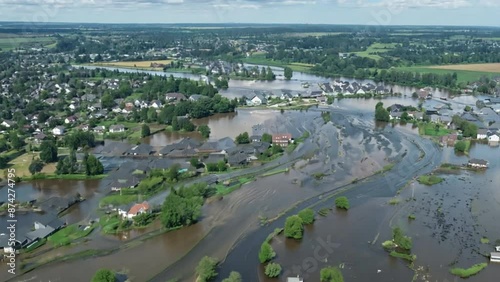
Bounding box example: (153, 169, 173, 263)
(109, 176, 141, 191)
(165, 92, 187, 102)
(204, 153, 226, 165)
(125, 144, 154, 156)
(250, 135, 261, 142)
(468, 159, 488, 168)
(228, 152, 248, 167)
(109, 124, 126, 133)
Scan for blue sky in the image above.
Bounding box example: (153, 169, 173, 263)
(0, 0, 499, 26)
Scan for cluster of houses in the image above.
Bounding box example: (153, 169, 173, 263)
(103, 132, 293, 191)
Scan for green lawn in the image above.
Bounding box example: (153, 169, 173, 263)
(48, 223, 95, 246)
(354, 43, 397, 60)
(450, 263, 488, 278)
(99, 214, 122, 234)
(99, 194, 139, 206)
(396, 66, 496, 83)
(417, 175, 444, 186)
(418, 123, 452, 137)
(0, 36, 56, 51)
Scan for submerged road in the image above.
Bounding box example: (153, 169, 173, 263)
(148, 107, 443, 282)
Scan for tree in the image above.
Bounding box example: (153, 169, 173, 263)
(335, 196, 350, 210)
(40, 140, 58, 163)
(298, 208, 315, 224)
(235, 132, 250, 144)
(101, 93, 114, 109)
(264, 262, 282, 278)
(375, 103, 390, 122)
(284, 215, 304, 239)
(261, 133, 272, 143)
(217, 160, 227, 171)
(161, 192, 203, 228)
(284, 66, 293, 80)
(221, 272, 242, 282)
(9, 132, 25, 150)
(320, 266, 344, 282)
(198, 125, 211, 138)
(454, 140, 467, 152)
(29, 159, 44, 175)
(190, 157, 201, 168)
(85, 154, 104, 175)
(258, 242, 276, 263)
(141, 124, 151, 138)
(195, 256, 218, 282)
(91, 268, 116, 282)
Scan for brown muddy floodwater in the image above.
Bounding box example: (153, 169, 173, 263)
(143, 109, 280, 146)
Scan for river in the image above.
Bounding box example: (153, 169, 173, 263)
(3, 66, 497, 282)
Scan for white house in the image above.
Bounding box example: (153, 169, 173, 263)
(488, 134, 499, 146)
(52, 126, 65, 136)
(118, 201, 150, 219)
(1, 120, 15, 128)
(150, 100, 162, 108)
(109, 124, 125, 133)
(477, 129, 488, 139)
(250, 94, 267, 105)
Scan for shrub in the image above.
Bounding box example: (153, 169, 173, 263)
(284, 215, 304, 239)
(264, 263, 282, 278)
(320, 266, 344, 282)
(195, 256, 218, 282)
(298, 208, 315, 224)
(335, 196, 350, 210)
(258, 242, 276, 263)
(91, 268, 116, 282)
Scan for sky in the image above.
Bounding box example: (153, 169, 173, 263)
(0, 0, 499, 26)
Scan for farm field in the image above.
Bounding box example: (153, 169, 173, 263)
(428, 63, 500, 73)
(94, 59, 173, 69)
(396, 66, 498, 83)
(353, 43, 397, 60)
(0, 36, 56, 51)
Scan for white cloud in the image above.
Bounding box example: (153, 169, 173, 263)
(337, 0, 475, 9)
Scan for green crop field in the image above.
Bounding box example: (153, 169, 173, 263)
(396, 66, 497, 83)
(0, 36, 56, 51)
(354, 43, 398, 60)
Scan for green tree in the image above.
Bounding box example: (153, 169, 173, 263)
(454, 140, 466, 152)
(235, 132, 250, 144)
(320, 266, 344, 282)
(101, 93, 114, 109)
(141, 124, 151, 138)
(375, 103, 390, 122)
(91, 268, 116, 282)
(298, 208, 315, 224)
(9, 132, 25, 150)
(261, 133, 272, 143)
(198, 125, 211, 138)
(161, 192, 203, 228)
(85, 154, 104, 175)
(190, 157, 201, 168)
(258, 242, 276, 263)
(284, 66, 293, 80)
(264, 262, 282, 278)
(335, 196, 350, 210)
(40, 140, 58, 163)
(195, 256, 218, 282)
(28, 159, 44, 175)
(221, 271, 242, 282)
(0, 156, 8, 169)
(284, 215, 304, 239)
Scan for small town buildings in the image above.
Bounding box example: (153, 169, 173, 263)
(52, 126, 65, 136)
(1, 120, 16, 128)
(109, 124, 125, 133)
(165, 92, 187, 102)
(33, 133, 47, 144)
(125, 144, 154, 156)
(272, 133, 292, 147)
(467, 159, 488, 168)
(64, 116, 77, 124)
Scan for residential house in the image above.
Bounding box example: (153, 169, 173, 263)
(33, 133, 47, 144)
(204, 153, 226, 165)
(389, 111, 403, 120)
(189, 94, 205, 102)
(250, 135, 262, 142)
(64, 116, 77, 124)
(317, 96, 327, 104)
(150, 100, 162, 108)
(1, 120, 16, 128)
(165, 92, 187, 102)
(109, 176, 141, 191)
(272, 133, 292, 147)
(125, 144, 154, 156)
(93, 125, 106, 134)
(467, 159, 488, 168)
(227, 152, 248, 167)
(477, 129, 489, 140)
(250, 94, 267, 106)
(78, 124, 89, 131)
(109, 124, 125, 133)
(488, 134, 499, 146)
(68, 103, 79, 111)
(119, 201, 150, 219)
(389, 104, 405, 112)
(52, 126, 65, 136)
(491, 252, 500, 263)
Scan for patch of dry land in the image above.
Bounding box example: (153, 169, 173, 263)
(429, 63, 500, 73)
(95, 60, 173, 69)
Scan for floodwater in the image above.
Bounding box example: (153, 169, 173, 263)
(143, 109, 280, 146)
(6, 66, 496, 282)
